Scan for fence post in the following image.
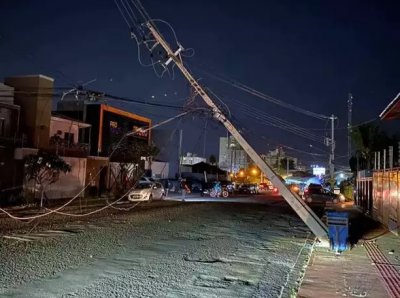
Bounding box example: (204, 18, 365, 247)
(389, 146, 393, 169)
(383, 149, 386, 171)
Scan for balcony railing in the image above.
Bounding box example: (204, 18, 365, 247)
(49, 137, 90, 158)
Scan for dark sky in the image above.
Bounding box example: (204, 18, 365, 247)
(1, 0, 399, 168)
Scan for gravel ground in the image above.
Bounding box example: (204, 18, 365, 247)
(0, 200, 314, 297)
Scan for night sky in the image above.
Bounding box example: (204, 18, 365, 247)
(1, 0, 399, 168)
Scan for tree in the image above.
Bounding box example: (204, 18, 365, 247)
(350, 123, 399, 171)
(24, 150, 71, 207)
(209, 154, 217, 165)
(280, 158, 295, 171)
(109, 135, 160, 196)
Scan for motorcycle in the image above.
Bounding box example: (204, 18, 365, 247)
(209, 187, 229, 198)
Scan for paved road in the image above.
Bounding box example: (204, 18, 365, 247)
(0, 196, 314, 298)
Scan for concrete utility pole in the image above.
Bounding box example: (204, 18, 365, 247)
(329, 114, 336, 186)
(145, 22, 329, 242)
(347, 93, 353, 162)
(178, 129, 183, 178)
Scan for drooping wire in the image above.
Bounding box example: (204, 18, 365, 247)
(0, 110, 203, 221)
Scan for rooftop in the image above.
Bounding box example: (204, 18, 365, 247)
(379, 92, 400, 120)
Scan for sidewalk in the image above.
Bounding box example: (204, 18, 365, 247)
(298, 205, 400, 298)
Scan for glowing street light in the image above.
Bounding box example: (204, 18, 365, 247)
(251, 168, 258, 175)
(239, 170, 245, 177)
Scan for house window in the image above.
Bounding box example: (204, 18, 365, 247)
(64, 132, 74, 145)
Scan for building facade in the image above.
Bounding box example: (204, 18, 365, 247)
(0, 84, 21, 197)
(57, 102, 151, 158)
(218, 136, 249, 172)
(5, 75, 54, 149)
(181, 153, 207, 166)
(261, 147, 298, 171)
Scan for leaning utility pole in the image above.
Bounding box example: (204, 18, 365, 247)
(145, 22, 328, 242)
(347, 93, 353, 163)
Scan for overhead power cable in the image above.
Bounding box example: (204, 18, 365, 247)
(228, 98, 326, 144)
(193, 67, 330, 121)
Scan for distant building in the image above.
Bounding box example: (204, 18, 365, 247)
(260, 147, 298, 171)
(181, 162, 227, 182)
(181, 152, 206, 165)
(218, 136, 249, 172)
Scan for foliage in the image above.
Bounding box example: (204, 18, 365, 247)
(350, 123, 399, 171)
(109, 134, 160, 196)
(110, 134, 159, 163)
(280, 158, 295, 171)
(25, 150, 71, 185)
(24, 150, 71, 206)
(209, 154, 217, 165)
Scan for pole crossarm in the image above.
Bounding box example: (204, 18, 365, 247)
(145, 22, 329, 243)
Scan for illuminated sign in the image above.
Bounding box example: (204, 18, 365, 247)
(132, 125, 148, 138)
(109, 121, 118, 128)
(313, 167, 326, 176)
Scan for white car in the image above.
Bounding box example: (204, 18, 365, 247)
(128, 182, 165, 202)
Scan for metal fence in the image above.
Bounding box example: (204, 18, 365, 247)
(372, 169, 400, 235)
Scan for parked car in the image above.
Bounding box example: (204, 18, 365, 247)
(139, 177, 155, 184)
(188, 180, 203, 193)
(237, 184, 259, 194)
(302, 183, 344, 205)
(258, 182, 273, 192)
(128, 182, 165, 202)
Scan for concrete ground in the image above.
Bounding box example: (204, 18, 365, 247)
(0, 194, 400, 297)
(298, 205, 400, 298)
(0, 194, 312, 297)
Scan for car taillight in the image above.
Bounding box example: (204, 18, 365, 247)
(273, 187, 278, 193)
